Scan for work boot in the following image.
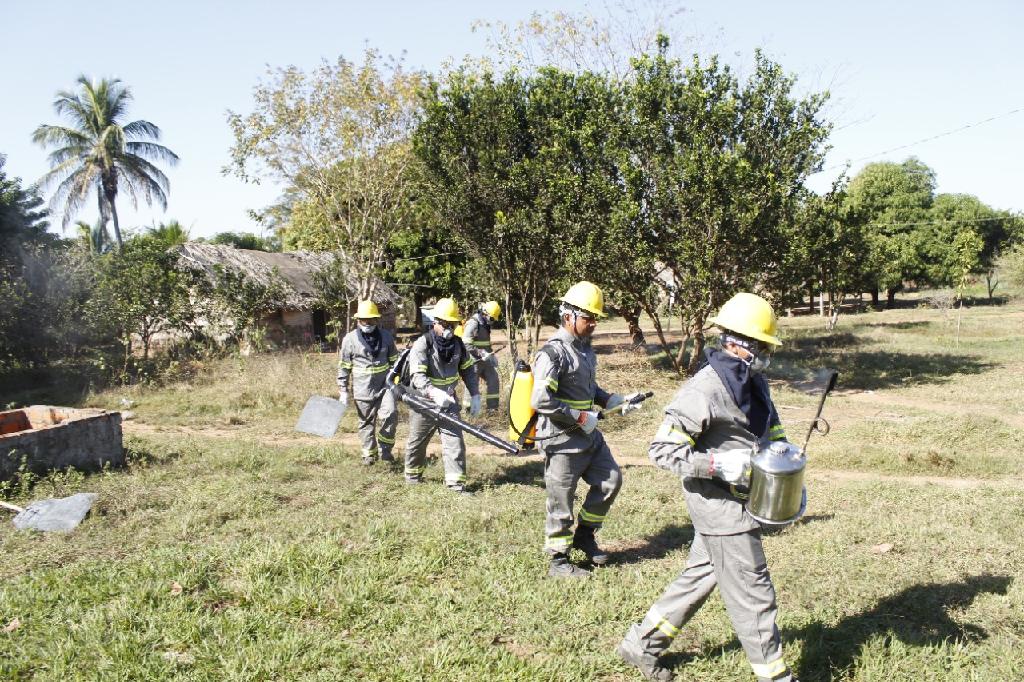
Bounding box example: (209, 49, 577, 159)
(405, 476, 422, 485)
(573, 524, 609, 565)
(447, 484, 473, 497)
(362, 455, 375, 466)
(548, 553, 591, 579)
(616, 638, 675, 681)
(379, 449, 395, 463)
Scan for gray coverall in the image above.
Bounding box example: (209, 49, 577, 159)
(621, 364, 793, 682)
(462, 311, 500, 411)
(404, 333, 478, 486)
(531, 327, 623, 555)
(337, 328, 400, 460)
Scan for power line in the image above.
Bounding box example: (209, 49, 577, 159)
(820, 106, 1024, 173)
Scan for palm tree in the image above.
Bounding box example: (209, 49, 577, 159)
(75, 219, 112, 254)
(33, 75, 179, 251)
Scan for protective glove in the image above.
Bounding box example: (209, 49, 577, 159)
(469, 394, 482, 417)
(619, 392, 644, 416)
(427, 386, 456, 409)
(569, 408, 599, 434)
(711, 448, 753, 485)
(338, 391, 349, 408)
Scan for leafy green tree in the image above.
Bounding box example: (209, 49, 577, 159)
(0, 154, 52, 259)
(614, 45, 830, 373)
(75, 219, 112, 255)
(146, 219, 190, 247)
(927, 194, 1021, 299)
(415, 67, 620, 357)
(90, 236, 193, 364)
(33, 76, 179, 251)
(845, 158, 935, 307)
(776, 179, 869, 320)
(384, 222, 469, 315)
(207, 231, 281, 252)
(226, 49, 422, 299)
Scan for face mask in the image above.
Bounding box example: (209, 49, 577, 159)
(440, 328, 454, 340)
(750, 355, 771, 374)
(358, 323, 377, 333)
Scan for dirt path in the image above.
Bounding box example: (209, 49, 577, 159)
(839, 390, 1024, 429)
(123, 420, 1011, 489)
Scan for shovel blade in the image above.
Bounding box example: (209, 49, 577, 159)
(295, 396, 347, 438)
(12, 492, 98, 532)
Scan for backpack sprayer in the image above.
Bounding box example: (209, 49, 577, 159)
(507, 358, 652, 449)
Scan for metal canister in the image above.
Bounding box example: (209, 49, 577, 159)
(746, 441, 807, 525)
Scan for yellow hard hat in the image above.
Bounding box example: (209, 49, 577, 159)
(355, 300, 381, 319)
(483, 300, 501, 320)
(709, 293, 782, 347)
(560, 281, 606, 318)
(433, 297, 462, 322)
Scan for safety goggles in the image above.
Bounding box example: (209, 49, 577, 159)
(434, 319, 456, 330)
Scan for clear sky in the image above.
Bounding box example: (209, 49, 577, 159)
(2, 0, 1021, 240)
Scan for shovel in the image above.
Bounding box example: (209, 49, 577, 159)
(0, 493, 98, 532)
(295, 396, 348, 439)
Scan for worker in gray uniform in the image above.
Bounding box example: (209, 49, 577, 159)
(617, 292, 797, 682)
(532, 281, 643, 578)
(405, 297, 481, 494)
(337, 300, 400, 465)
(461, 300, 502, 413)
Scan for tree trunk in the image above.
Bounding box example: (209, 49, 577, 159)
(618, 305, 645, 346)
(641, 300, 684, 375)
(871, 288, 880, 307)
(106, 190, 124, 252)
(986, 272, 996, 301)
(886, 287, 898, 308)
(687, 329, 706, 376)
(504, 291, 518, 361)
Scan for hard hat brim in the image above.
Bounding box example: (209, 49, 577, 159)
(559, 297, 607, 318)
(709, 316, 782, 347)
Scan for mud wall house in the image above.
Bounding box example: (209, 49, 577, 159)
(176, 244, 401, 348)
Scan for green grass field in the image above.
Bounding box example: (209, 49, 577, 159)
(2, 294, 1023, 680)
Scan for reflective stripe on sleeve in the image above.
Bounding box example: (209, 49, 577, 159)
(460, 358, 474, 370)
(545, 378, 558, 391)
(472, 341, 491, 348)
(338, 361, 354, 369)
(561, 397, 594, 410)
(656, 422, 695, 446)
(429, 376, 459, 387)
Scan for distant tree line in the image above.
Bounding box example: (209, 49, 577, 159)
(5, 8, 1024, 385)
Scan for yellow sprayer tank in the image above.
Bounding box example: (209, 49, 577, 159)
(508, 360, 536, 447)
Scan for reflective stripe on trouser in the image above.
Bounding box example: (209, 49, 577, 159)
(355, 391, 397, 458)
(542, 435, 622, 554)
(623, 530, 793, 682)
(463, 358, 501, 410)
(404, 403, 466, 486)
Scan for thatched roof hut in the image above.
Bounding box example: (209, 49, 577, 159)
(176, 243, 400, 310)
(176, 244, 401, 344)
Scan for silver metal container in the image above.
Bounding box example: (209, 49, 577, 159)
(746, 441, 806, 525)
